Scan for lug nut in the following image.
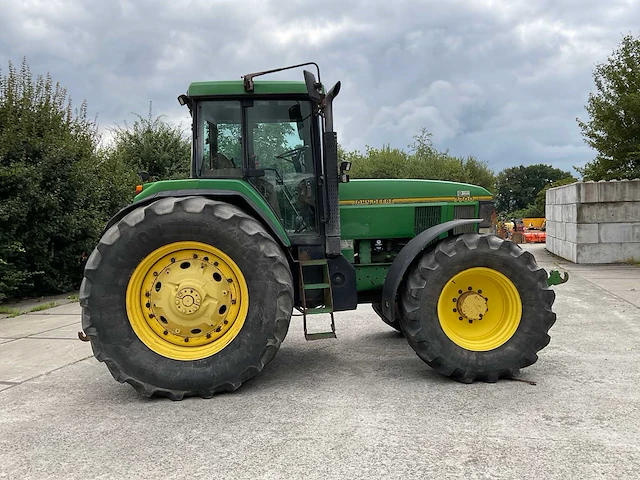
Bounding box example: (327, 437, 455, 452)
(453, 308, 457, 313)
(171, 258, 175, 263)
(459, 316, 463, 320)
(458, 290, 463, 294)
(184, 337, 189, 342)
(214, 261, 219, 266)
(206, 333, 211, 339)
(163, 330, 168, 335)
(468, 286, 472, 291)
(468, 319, 473, 324)
(478, 290, 482, 294)
(193, 254, 198, 259)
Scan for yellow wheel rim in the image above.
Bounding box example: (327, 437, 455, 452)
(125, 241, 249, 361)
(437, 267, 522, 351)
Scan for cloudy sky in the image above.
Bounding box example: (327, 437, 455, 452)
(1, 0, 638, 175)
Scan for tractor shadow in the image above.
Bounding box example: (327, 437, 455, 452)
(241, 327, 448, 394)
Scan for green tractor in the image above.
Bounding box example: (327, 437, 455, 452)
(80, 63, 559, 399)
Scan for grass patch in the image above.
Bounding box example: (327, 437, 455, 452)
(0, 306, 21, 317)
(28, 301, 58, 313)
(67, 294, 79, 302)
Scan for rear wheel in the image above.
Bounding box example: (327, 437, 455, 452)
(81, 196, 294, 399)
(400, 233, 555, 383)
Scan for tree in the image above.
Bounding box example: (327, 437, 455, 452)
(494, 164, 575, 213)
(577, 34, 640, 180)
(107, 103, 191, 181)
(346, 129, 496, 191)
(0, 59, 107, 298)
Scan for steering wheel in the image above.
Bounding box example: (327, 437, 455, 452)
(275, 146, 309, 172)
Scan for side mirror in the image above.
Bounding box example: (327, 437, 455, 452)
(304, 70, 322, 104)
(137, 170, 150, 182)
(339, 161, 351, 183)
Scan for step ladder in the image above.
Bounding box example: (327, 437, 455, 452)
(297, 259, 336, 341)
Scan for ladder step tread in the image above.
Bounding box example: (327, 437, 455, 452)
(305, 332, 337, 341)
(299, 259, 328, 266)
(303, 283, 331, 290)
(304, 307, 332, 314)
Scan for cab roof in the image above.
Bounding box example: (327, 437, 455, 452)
(187, 80, 308, 97)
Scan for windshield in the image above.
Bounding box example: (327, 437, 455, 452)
(197, 99, 318, 234)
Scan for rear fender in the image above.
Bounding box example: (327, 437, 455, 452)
(381, 219, 481, 322)
(103, 189, 290, 247)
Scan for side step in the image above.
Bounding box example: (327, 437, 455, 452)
(297, 259, 336, 341)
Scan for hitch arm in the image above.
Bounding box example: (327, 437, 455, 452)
(547, 270, 569, 286)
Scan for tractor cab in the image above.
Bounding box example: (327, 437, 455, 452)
(178, 63, 346, 253)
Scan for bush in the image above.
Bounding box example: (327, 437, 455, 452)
(344, 129, 496, 191)
(0, 59, 125, 299)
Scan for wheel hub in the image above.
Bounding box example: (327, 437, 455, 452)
(457, 291, 488, 322)
(175, 287, 201, 314)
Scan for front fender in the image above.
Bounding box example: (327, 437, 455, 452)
(381, 219, 481, 322)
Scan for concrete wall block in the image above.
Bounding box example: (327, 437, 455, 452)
(576, 223, 599, 243)
(576, 242, 640, 264)
(545, 220, 555, 237)
(598, 223, 640, 243)
(561, 204, 577, 223)
(562, 183, 579, 204)
(577, 202, 640, 223)
(545, 188, 555, 205)
(545, 205, 559, 222)
(551, 239, 577, 263)
(565, 222, 576, 242)
(554, 221, 566, 241)
(578, 182, 599, 203)
(597, 179, 640, 203)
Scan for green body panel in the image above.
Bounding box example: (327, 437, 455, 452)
(338, 179, 491, 240)
(187, 80, 308, 97)
(133, 179, 291, 247)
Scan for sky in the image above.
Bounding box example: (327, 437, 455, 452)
(1, 0, 638, 176)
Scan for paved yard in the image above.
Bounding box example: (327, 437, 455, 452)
(1, 245, 639, 479)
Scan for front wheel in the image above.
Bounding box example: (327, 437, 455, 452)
(80, 197, 294, 400)
(400, 234, 556, 383)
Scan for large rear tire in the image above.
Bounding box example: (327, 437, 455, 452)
(80, 197, 293, 400)
(400, 233, 555, 383)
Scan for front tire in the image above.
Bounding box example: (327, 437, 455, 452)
(400, 234, 556, 383)
(80, 197, 294, 400)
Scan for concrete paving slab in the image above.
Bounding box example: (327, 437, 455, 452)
(30, 321, 83, 339)
(576, 278, 640, 291)
(602, 289, 640, 309)
(0, 314, 79, 338)
(0, 338, 92, 383)
(36, 302, 81, 315)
